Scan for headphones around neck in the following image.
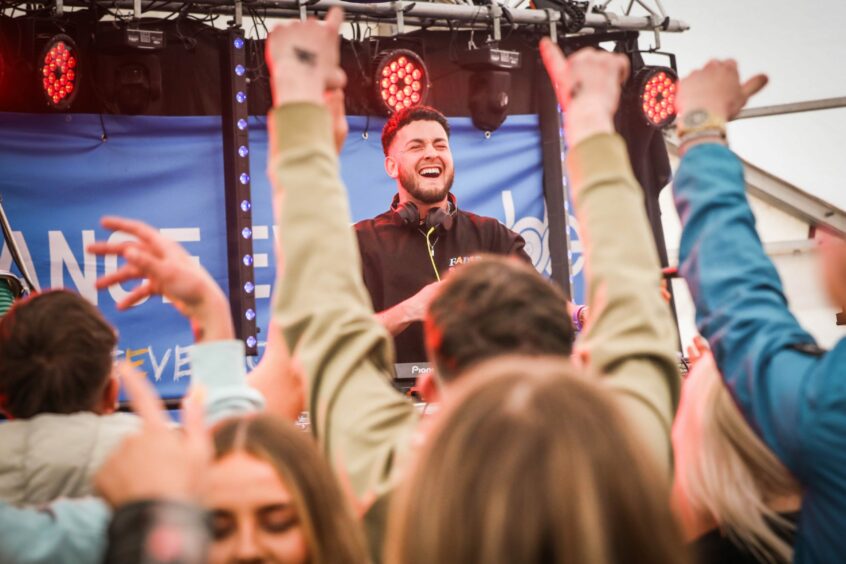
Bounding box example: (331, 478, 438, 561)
(391, 193, 456, 231)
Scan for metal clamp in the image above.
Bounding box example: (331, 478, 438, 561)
(490, 2, 502, 42)
(234, 0, 243, 27)
(395, 2, 405, 35)
(299, 0, 308, 22)
(546, 9, 558, 43)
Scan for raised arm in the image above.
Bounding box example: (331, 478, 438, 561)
(265, 10, 417, 499)
(89, 217, 264, 422)
(540, 42, 680, 474)
(671, 60, 827, 476)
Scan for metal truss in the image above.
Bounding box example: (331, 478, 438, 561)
(23, 0, 689, 41)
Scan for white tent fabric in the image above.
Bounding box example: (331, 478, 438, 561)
(655, 0, 846, 348)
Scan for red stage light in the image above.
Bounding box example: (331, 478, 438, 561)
(373, 49, 430, 115)
(636, 66, 678, 128)
(39, 35, 80, 110)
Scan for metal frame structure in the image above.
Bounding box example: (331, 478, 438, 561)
(666, 95, 846, 239)
(25, 0, 689, 39)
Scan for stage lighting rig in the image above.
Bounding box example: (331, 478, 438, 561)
(373, 49, 430, 115)
(40, 34, 80, 110)
(635, 66, 678, 128)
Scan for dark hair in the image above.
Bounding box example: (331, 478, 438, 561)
(425, 256, 574, 382)
(0, 290, 116, 418)
(212, 415, 369, 564)
(381, 105, 450, 155)
(386, 356, 689, 564)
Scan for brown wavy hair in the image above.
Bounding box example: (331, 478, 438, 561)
(425, 256, 575, 383)
(386, 355, 689, 564)
(0, 290, 116, 418)
(213, 415, 368, 564)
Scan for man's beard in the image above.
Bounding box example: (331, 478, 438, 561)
(398, 165, 455, 205)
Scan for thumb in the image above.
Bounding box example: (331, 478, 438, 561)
(324, 7, 344, 35)
(539, 39, 568, 92)
(740, 73, 768, 103)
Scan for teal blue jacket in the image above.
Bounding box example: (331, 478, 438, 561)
(674, 143, 846, 563)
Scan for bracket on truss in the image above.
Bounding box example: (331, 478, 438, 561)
(392, 2, 417, 36)
(490, 2, 502, 42)
(234, 0, 243, 27)
(55, 0, 63, 16)
(546, 8, 558, 43)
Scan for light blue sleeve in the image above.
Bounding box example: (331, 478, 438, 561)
(189, 339, 265, 424)
(0, 498, 111, 564)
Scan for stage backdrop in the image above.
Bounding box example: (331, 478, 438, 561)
(0, 111, 584, 399)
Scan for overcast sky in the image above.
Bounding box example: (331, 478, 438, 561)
(657, 0, 846, 210)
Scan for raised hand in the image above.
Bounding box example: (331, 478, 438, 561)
(265, 7, 346, 107)
(88, 216, 233, 342)
(676, 59, 768, 122)
(94, 362, 211, 507)
(539, 40, 629, 147)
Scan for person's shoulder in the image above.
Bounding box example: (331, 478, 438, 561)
(354, 210, 395, 233)
(456, 209, 515, 234)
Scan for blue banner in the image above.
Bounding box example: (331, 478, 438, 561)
(0, 111, 583, 399)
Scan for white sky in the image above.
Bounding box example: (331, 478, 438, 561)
(658, 0, 846, 210)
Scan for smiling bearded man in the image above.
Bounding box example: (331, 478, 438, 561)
(355, 105, 531, 367)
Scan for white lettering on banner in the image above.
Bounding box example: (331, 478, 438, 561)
(49, 230, 97, 303)
(411, 365, 433, 375)
(0, 231, 42, 291)
(174, 345, 192, 382)
(114, 344, 194, 383)
(252, 224, 272, 300)
(148, 346, 172, 382)
(501, 191, 552, 276)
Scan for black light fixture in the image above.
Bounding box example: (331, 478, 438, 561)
(458, 45, 521, 133)
(467, 70, 511, 133)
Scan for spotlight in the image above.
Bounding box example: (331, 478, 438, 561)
(468, 71, 511, 133)
(373, 49, 429, 115)
(458, 45, 521, 133)
(40, 35, 80, 110)
(635, 66, 678, 128)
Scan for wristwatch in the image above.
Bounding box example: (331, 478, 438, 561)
(676, 109, 727, 141)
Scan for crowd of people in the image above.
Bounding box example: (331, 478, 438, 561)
(1, 7, 845, 563)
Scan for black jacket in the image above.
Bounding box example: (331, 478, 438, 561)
(356, 206, 529, 364)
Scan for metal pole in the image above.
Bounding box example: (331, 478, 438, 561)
(665, 138, 846, 238)
(536, 60, 572, 298)
(0, 197, 38, 293)
(736, 97, 846, 120)
(31, 0, 689, 32)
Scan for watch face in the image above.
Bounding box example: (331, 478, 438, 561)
(684, 110, 709, 127)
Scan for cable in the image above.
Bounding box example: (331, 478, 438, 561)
(424, 226, 441, 281)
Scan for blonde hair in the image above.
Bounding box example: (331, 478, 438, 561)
(386, 355, 688, 564)
(674, 356, 801, 563)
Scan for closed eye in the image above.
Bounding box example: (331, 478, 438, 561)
(257, 504, 299, 534)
